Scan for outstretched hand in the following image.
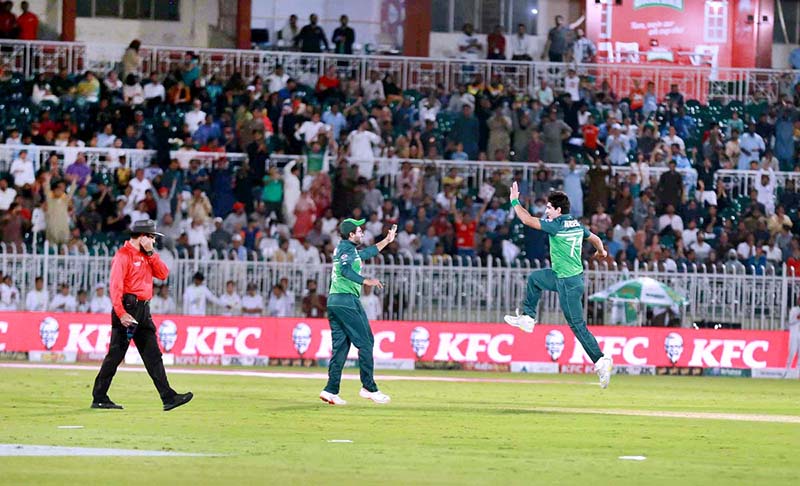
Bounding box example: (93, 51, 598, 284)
(509, 181, 520, 202)
(385, 224, 398, 244)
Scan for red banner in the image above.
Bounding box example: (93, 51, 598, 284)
(0, 312, 788, 369)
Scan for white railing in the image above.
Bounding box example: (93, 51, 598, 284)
(0, 144, 247, 172)
(1, 242, 796, 330)
(715, 169, 800, 197)
(0, 39, 797, 105)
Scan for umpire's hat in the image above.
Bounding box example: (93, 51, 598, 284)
(130, 219, 164, 237)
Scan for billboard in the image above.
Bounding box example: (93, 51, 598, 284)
(585, 0, 770, 69)
(0, 312, 789, 369)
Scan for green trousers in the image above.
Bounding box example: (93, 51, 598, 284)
(324, 293, 378, 395)
(523, 269, 604, 363)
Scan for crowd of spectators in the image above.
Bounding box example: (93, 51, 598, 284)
(0, 1, 38, 40)
(0, 15, 800, 313)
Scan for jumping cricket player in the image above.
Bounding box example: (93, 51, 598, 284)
(319, 218, 397, 405)
(503, 185, 614, 388)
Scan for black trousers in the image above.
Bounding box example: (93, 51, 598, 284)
(92, 294, 176, 403)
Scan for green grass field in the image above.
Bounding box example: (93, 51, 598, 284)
(1, 364, 799, 485)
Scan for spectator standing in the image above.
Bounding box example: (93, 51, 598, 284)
(122, 39, 141, 78)
(458, 23, 482, 60)
(332, 15, 355, 54)
(267, 284, 294, 317)
(0, 1, 17, 39)
(17, 1, 37, 40)
(89, 284, 113, 314)
(302, 279, 327, 318)
(540, 109, 571, 164)
(510, 24, 532, 60)
(44, 174, 77, 245)
(182, 272, 223, 316)
(296, 14, 328, 53)
(656, 160, 683, 210)
(450, 104, 480, 160)
(50, 283, 77, 312)
(542, 14, 584, 62)
(487, 24, 506, 60)
(360, 284, 382, 320)
(219, 281, 242, 316)
(571, 28, 596, 63)
(25, 276, 48, 311)
(739, 123, 765, 171)
(241, 283, 265, 316)
(347, 120, 382, 179)
(279, 14, 299, 46)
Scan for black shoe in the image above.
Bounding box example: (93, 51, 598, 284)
(91, 399, 123, 410)
(163, 392, 193, 412)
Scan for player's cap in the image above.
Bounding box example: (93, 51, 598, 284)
(339, 218, 366, 237)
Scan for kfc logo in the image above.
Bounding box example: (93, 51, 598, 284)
(39, 317, 60, 350)
(545, 330, 565, 361)
(292, 323, 312, 356)
(410, 326, 430, 358)
(664, 332, 684, 364)
(180, 326, 262, 355)
(158, 320, 178, 352)
(433, 332, 514, 362)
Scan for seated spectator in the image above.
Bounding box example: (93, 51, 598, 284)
(50, 283, 77, 312)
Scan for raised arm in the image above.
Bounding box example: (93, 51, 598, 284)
(509, 181, 541, 230)
(374, 224, 398, 252)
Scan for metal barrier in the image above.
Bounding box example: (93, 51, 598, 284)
(1, 243, 796, 330)
(0, 144, 247, 172)
(715, 169, 800, 198)
(1, 39, 798, 105)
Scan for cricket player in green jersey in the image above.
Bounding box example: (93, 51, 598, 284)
(504, 184, 614, 388)
(319, 218, 398, 405)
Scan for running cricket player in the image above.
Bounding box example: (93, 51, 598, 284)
(503, 184, 614, 388)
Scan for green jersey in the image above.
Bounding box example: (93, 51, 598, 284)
(329, 240, 379, 296)
(539, 215, 590, 278)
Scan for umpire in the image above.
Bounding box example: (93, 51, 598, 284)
(319, 218, 397, 406)
(91, 219, 193, 411)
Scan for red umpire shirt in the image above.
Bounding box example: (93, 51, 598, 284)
(109, 241, 169, 317)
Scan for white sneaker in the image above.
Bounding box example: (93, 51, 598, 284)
(319, 390, 347, 405)
(595, 356, 613, 389)
(504, 308, 536, 333)
(359, 388, 391, 404)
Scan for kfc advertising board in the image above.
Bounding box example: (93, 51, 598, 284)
(0, 312, 789, 370)
(585, 0, 771, 69)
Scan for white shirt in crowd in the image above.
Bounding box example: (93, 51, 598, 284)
(510, 34, 531, 57)
(0, 282, 20, 310)
(183, 284, 222, 316)
(50, 293, 78, 312)
(267, 293, 294, 317)
(89, 294, 113, 314)
(184, 108, 206, 135)
(219, 291, 242, 316)
(661, 134, 685, 153)
(658, 213, 684, 233)
(738, 131, 765, 170)
(0, 186, 16, 211)
(682, 228, 698, 248)
(294, 120, 329, 144)
(789, 306, 800, 329)
(564, 74, 580, 101)
(360, 292, 382, 320)
(129, 176, 154, 205)
(755, 168, 777, 216)
(363, 79, 385, 103)
(143, 81, 166, 101)
(606, 133, 630, 166)
(294, 244, 321, 264)
(241, 294, 265, 316)
(458, 31, 482, 60)
(347, 129, 382, 179)
(266, 72, 289, 93)
(151, 294, 177, 314)
(691, 241, 713, 261)
(25, 288, 49, 311)
(10, 156, 36, 187)
(737, 241, 756, 260)
(763, 244, 782, 263)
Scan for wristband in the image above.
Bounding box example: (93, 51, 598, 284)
(510, 199, 520, 207)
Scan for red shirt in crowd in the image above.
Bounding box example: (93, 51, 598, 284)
(0, 11, 16, 38)
(455, 220, 477, 249)
(316, 75, 340, 93)
(788, 257, 800, 278)
(487, 32, 506, 58)
(18, 11, 37, 40)
(582, 124, 599, 150)
(109, 241, 169, 316)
